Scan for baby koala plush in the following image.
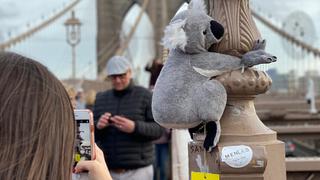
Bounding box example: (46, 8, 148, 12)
(152, 0, 276, 151)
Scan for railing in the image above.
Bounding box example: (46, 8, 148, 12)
(251, 9, 320, 57)
(287, 157, 320, 180)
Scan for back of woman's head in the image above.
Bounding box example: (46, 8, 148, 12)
(0, 52, 75, 180)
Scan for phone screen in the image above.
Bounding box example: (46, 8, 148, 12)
(74, 110, 95, 167)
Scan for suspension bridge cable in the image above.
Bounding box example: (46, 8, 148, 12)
(97, 0, 150, 79)
(251, 9, 320, 58)
(0, 0, 80, 51)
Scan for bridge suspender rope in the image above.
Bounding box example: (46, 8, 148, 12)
(251, 9, 320, 58)
(115, 0, 150, 56)
(0, 0, 81, 51)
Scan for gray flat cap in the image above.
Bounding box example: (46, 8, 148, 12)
(106, 56, 132, 76)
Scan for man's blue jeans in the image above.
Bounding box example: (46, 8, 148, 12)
(154, 143, 169, 180)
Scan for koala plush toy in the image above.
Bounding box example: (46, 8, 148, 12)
(152, 0, 276, 152)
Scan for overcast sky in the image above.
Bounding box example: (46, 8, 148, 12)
(0, 0, 97, 80)
(0, 0, 320, 79)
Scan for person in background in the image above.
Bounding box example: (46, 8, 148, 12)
(76, 88, 86, 109)
(85, 89, 97, 111)
(145, 58, 164, 90)
(0, 52, 112, 180)
(65, 84, 77, 109)
(153, 129, 171, 180)
(94, 56, 163, 180)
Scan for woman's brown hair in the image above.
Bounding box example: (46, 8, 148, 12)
(0, 52, 76, 180)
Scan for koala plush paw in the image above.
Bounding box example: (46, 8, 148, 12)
(189, 121, 220, 152)
(203, 121, 219, 152)
(252, 39, 266, 51)
(241, 49, 277, 67)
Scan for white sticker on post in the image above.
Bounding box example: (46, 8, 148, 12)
(221, 145, 253, 168)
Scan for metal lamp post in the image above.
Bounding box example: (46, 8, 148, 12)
(64, 11, 81, 79)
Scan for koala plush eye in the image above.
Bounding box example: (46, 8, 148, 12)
(203, 30, 207, 35)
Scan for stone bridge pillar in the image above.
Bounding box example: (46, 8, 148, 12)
(188, 0, 286, 179)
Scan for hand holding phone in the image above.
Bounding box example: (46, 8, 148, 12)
(74, 110, 96, 168)
(74, 144, 112, 180)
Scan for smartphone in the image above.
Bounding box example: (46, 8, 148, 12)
(74, 109, 95, 167)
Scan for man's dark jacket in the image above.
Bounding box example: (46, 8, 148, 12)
(93, 82, 163, 169)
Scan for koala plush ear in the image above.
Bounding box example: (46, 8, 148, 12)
(162, 19, 187, 51)
(188, 0, 207, 14)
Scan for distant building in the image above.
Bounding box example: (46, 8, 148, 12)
(62, 79, 111, 93)
(298, 70, 320, 95)
(267, 68, 320, 96)
(267, 68, 289, 93)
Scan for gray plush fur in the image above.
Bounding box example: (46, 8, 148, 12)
(152, 0, 276, 148)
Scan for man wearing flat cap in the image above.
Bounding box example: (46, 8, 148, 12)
(93, 56, 163, 180)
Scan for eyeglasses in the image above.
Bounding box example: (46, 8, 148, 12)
(109, 73, 127, 80)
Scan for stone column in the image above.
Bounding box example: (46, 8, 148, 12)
(188, 0, 286, 179)
(215, 70, 286, 179)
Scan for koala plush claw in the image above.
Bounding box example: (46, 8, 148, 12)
(241, 65, 245, 73)
(261, 54, 277, 64)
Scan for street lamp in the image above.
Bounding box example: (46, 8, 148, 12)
(64, 11, 81, 79)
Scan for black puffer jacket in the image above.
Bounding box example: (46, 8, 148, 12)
(93, 82, 163, 169)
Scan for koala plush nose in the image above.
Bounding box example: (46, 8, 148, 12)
(210, 20, 224, 40)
